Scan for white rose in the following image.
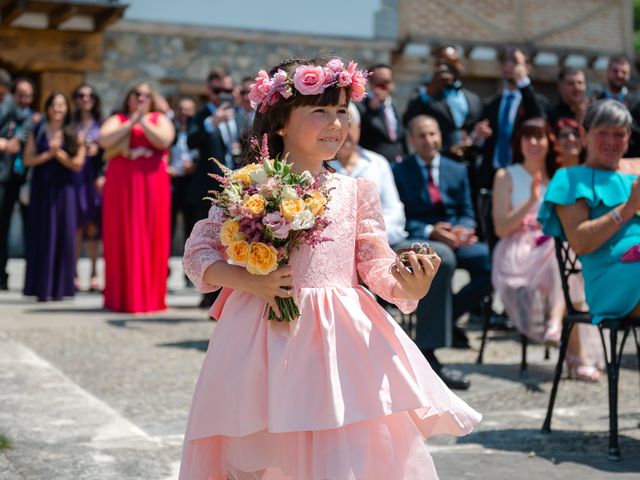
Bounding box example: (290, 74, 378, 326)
(223, 185, 241, 203)
(290, 209, 315, 230)
(281, 185, 299, 200)
(299, 171, 314, 184)
(248, 166, 268, 184)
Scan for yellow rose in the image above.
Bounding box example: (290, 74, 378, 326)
(243, 194, 266, 216)
(220, 219, 241, 246)
(231, 164, 262, 186)
(304, 191, 327, 216)
(226, 240, 250, 265)
(280, 198, 305, 221)
(246, 242, 279, 275)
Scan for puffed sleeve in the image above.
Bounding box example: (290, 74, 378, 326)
(355, 177, 418, 314)
(182, 205, 226, 292)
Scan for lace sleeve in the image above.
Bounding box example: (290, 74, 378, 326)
(355, 178, 418, 314)
(182, 205, 226, 292)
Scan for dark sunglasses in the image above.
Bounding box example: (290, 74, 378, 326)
(239, 89, 251, 95)
(132, 91, 150, 99)
(210, 87, 233, 94)
(75, 92, 95, 100)
(557, 130, 579, 139)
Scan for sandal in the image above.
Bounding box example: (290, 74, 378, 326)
(568, 364, 601, 382)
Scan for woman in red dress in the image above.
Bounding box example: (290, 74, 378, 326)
(99, 82, 175, 312)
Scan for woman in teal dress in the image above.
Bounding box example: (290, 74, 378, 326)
(538, 99, 640, 323)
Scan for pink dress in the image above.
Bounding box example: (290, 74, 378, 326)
(180, 175, 481, 480)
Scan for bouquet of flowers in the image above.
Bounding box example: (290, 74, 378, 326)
(207, 136, 332, 322)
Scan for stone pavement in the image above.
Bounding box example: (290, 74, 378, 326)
(0, 258, 639, 479)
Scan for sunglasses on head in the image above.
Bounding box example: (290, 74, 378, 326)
(210, 87, 233, 94)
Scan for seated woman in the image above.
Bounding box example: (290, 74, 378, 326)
(552, 117, 604, 380)
(539, 99, 640, 334)
(491, 118, 565, 349)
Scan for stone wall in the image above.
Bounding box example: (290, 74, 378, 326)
(87, 20, 396, 114)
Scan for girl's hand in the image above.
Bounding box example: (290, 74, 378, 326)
(391, 252, 441, 300)
(246, 265, 294, 317)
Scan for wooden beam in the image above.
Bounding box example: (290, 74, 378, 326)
(93, 7, 124, 32)
(0, 0, 27, 26)
(48, 4, 78, 29)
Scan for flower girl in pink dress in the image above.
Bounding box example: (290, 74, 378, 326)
(179, 57, 481, 480)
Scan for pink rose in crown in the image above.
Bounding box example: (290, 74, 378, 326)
(336, 70, 352, 87)
(323, 68, 335, 85)
(326, 58, 344, 72)
(293, 66, 326, 95)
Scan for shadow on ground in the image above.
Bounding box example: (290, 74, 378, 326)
(157, 339, 209, 352)
(106, 317, 209, 329)
(458, 427, 640, 472)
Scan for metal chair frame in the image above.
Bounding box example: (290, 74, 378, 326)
(541, 238, 640, 461)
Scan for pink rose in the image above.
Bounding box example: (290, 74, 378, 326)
(263, 211, 291, 239)
(323, 68, 335, 85)
(272, 69, 292, 99)
(326, 58, 344, 72)
(336, 71, 352, 87)
(293, 66, 326, 95)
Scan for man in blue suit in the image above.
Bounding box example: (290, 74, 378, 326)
(393, 115, 492, 389)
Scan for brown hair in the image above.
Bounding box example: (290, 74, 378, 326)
(43, 91, 80, 157)
(244, 57, 351, 163)
(121, 82, 159, 116)
(510, 117, 558, 178)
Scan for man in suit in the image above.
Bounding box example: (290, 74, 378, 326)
(393, 115, 492, 390)
(403, 46, 483, 163)
(187, 67, 239, 308)
(475, 47, 548, 193)
(187, 68, 238, 220)
(595, 56, 640, 157)
(357, 64, 406, 163)
(546, 67, 588, 128)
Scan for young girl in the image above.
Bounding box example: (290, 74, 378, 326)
(180, 57, 481, 480)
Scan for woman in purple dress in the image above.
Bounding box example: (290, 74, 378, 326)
(72, 84, 103, 292)
(23, 92, 86, 301)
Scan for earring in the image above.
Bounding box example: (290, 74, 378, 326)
(277, 129, 286, 136)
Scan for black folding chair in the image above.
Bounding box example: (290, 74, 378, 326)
(474, 188, 545, 371)
(541, 238, 640, 460)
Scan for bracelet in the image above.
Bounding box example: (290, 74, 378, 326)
(610, 208, 624, 226)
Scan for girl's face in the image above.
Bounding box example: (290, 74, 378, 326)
(282, 89, 349, 166)
(556, 127, 581, 158)
(47, 95, 68, 123)
(520, 133, 548, 162)
(75, 87, 95, 112)
(127, 83, 152, 115)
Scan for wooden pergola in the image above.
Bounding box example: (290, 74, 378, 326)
(0, 0, 127, 107)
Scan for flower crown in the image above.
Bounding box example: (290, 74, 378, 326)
(249, 58, 368, 113)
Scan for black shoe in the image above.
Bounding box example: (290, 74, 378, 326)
(421, 349, 471, 390)
(452, 325, 471, 349)
(435, 366, 471, 390)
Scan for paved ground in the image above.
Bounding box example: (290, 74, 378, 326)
(1, 258, 639, 479)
